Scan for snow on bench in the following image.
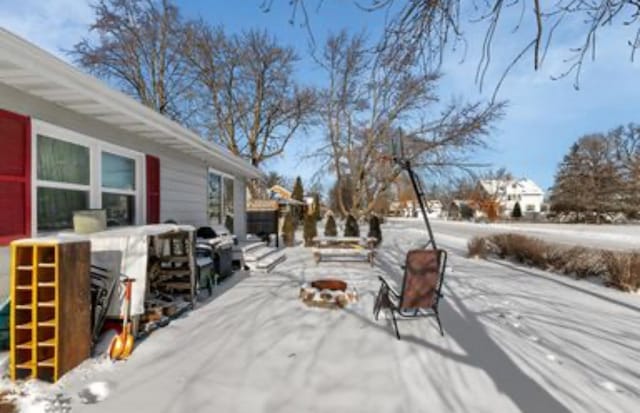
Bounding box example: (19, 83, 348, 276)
(311, 247, 375, 266)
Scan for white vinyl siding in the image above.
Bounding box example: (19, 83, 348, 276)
(159, 156, 207, 226)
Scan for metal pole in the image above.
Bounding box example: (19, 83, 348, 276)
(405, 160, 438, 250)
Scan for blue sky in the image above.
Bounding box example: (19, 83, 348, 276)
(2, 0, 640, 192)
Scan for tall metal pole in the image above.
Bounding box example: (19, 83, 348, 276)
(405, 160, 438, 250)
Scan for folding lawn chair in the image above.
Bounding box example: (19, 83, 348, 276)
(373, 249, 447, 339)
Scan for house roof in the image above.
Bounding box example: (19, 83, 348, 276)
(0, 28, 262, 180)
(479, 178, 544, 196)
(269, 185, 292, 199)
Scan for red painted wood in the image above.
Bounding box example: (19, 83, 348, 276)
(146, 155, 160, 224)
(0, 109, 31, 244)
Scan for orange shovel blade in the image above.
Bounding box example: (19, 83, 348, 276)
(108, 334, 125, 360)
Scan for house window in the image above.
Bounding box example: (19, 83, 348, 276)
(207, 169, 234, 232)
(223, 176, 234, 221)
(34, 122, 143, 232)
(36, 135, 91, 230)
(101, 151, 136, 226)
(208, 172, 222, 225)
(526, 204, 535, 212)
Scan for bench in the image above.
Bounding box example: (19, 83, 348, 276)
(311, 236, 377, 266)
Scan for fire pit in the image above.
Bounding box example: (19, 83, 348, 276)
(299, 278, 358, 309)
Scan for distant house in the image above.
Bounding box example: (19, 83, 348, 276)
(269, 185, 293, 200)
(447, 200, 477, 220)
(479, 178, 545, 216)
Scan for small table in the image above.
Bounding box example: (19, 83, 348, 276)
(311, 236, 378, 266)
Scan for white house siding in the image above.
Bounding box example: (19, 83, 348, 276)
(158, 156, 208, 226)
(0, 82, 247, 297)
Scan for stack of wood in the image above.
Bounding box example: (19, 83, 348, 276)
(147, 232, 194, 296)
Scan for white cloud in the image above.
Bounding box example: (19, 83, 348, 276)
(0, 0, 94, 61)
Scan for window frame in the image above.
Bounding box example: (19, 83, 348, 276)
(207, 167, 234, 227)
(32, 120, 145, 234)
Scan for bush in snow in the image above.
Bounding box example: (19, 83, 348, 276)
(324, 213, 337, 237)
(344, 214, 360, 237)
(467, 232, 640, 292)
(601, 251, 640, 291)
(282, 212, 296, 247)
(367, 215, 382, 246)
(303, 213, 317, 247)
(512, 202, 522, 219)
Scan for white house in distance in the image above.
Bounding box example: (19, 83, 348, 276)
(479, 178, 545, 216)
(0, 28, 262, 297)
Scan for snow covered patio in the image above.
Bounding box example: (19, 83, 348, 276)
(20, 219, 640, 413)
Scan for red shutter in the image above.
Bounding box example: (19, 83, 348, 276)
(0, 109, 31, 245)
(146, 155, 160, 224)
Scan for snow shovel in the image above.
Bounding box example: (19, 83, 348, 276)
(108, 277, 135, 360)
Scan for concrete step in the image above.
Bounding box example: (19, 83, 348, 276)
(241, 241, 267, 255)
(245, 250, 286, 273)
(244, 246, 278, 262)
(256, 251, 286, 272)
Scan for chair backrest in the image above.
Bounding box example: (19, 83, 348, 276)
(399, 249, 446, 310)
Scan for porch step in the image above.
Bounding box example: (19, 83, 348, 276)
(245, 249, 287, 273)
(244, 246, 278, 262)
(256, 251, 287, 272)
(241, 242, 267, 255)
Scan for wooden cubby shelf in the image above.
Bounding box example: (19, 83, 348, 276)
(10, 239, 90, 383)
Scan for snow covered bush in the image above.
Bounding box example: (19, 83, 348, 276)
(324, 213, 337, 236)
(367, 215, 382, 245)
(344, 214, 360, 237)
(468, 232, 640, 292)
(602, 251, 640, 291)
(467, 236, 490, 258)
(303, 213, 317, 246)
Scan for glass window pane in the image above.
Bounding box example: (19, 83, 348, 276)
(223, 177, 234, 218)
(37, 187, 89, 231)
(208, 172, 221, 225)
(37, 135, 90, 185)
(102, 152, 136, 190)
(102, 193, 135, 227)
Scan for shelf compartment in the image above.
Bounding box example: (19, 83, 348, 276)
(37, 246, 56, 267)
(37, 338, 56, 347)
(36, 267, 55, 283)
(15, 246, 33, 268)
(37, 358, 55, 367)
(13, 289, 33, 307)
(16, 361, 34, 369)
(37, 319, 56, 327)
(16, 341, 33, 349)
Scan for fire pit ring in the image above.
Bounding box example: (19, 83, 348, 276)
(310, 279, 347, 292)
(299, 278, 357, 309)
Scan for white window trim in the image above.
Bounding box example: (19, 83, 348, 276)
(208, 167, 235, 225)
(32, 120, 146, 235)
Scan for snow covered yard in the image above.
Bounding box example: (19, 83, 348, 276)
(4, 219, 640, 412)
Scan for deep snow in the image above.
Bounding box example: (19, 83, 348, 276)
(3, 219, 640, 412)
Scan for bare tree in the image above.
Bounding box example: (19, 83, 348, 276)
(274, 1, 640, 91)
(72, 0, 192, 121)
(316, 31, 504, 216)
(183, 24, 316, 193)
